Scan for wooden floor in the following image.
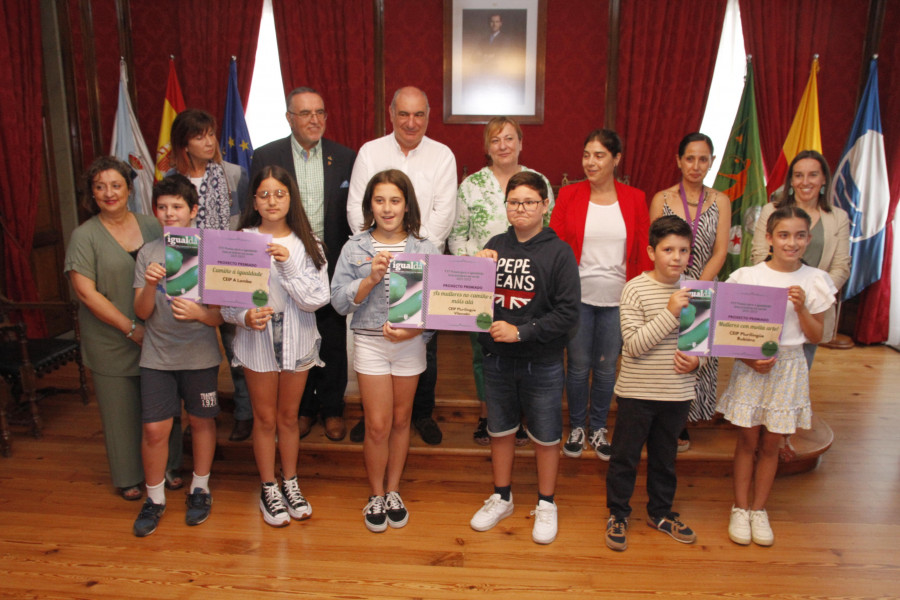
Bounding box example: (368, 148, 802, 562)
(1, 341, 899, 599)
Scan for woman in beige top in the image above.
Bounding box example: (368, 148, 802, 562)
(751, 150, 850, 462)
(751, 150, 850, 362)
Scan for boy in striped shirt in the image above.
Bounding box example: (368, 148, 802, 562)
(604, 215, 703, 551)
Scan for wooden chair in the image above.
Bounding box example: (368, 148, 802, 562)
(0, 293, 89, 456)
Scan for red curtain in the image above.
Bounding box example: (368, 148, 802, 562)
(0, 1, 45, 334)
(272, 0, 375, 151)
(615, 0, 727, 197)
(739, 0, 868, 170)
(174, 0, 262, 126)
(854, 4, 900, 344)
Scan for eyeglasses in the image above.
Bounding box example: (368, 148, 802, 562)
(255, 189, 289, 199)
(505, 199, 543, 211)
(287, 109, 327, 120)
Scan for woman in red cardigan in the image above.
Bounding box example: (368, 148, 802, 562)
(549, 129, 651, 461)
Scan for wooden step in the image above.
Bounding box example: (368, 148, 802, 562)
(210, 330, 832, 476)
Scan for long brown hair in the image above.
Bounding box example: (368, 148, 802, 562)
(238, 165, 326, 270)
(775, 149, 833, 213)
(359, 170, 423, 239)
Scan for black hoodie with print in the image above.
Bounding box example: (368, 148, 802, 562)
(478, 226, 580, 361)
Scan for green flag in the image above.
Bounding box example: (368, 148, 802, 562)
(713, 58, 768, 280)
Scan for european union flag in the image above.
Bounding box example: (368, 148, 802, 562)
(221, 59, 253, 171)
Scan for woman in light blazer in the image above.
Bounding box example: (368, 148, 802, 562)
(751, 150, 850, 462)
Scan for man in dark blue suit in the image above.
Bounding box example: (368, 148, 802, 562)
(251, 87, 356, 441)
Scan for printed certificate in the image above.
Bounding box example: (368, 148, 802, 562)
(678, 280, 788, 359)
(388, 254, 496, 332)
(163, 227, 272, 308)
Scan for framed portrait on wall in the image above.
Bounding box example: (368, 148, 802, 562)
(443, 0, 547, 124)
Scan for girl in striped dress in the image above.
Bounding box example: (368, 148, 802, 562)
(222, 165, 330, 528)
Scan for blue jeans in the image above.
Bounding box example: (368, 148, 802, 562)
(565, 303, 622, 432)
(483, 354, 564, 445)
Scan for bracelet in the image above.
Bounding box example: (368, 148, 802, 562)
(125, 320, 136, 338)
(515, 327, 521, 342)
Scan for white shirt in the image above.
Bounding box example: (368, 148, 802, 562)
(221, 229, 331, 372)
(347, 133, 458, 249)
(726, 262, 836, 346)
(579, 202, 626, 306)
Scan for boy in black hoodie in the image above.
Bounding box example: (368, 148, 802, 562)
(469, 171, 580, 545)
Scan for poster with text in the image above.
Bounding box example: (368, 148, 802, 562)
(389, 254, 496, 332)
(163, 227, 272, 308)
(678, 280, 788, 359)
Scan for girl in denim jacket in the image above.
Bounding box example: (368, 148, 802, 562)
(331, 170, 439, 533)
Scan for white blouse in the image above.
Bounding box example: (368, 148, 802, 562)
(221, 229, 330, 372)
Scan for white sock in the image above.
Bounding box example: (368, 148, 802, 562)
(190, 472, 210, 493)
(146, 480, 166, 505)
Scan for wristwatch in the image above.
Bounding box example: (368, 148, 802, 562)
(515, 327, 521, 342)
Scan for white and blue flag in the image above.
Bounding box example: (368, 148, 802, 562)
(831, 58, 890, 300)
(110, 59, 154, 215)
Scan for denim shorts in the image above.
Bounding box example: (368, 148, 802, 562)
(482, 354, 564, 445)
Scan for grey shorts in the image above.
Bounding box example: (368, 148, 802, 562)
(140, 366, 220, 423)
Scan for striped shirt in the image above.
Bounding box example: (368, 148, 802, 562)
(614, 272, 699, 402)
(356, 238, 407, 337)
(221, 230, 330, 372)
(291, 136, 325, 239)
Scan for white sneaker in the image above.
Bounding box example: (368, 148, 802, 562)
(470, 493, 514, 531)
(749, 509, 774, 546)
(728, 505, 751, 545)
(562, 427, 585, 458)
(281, 475, 312, 520)
(531, 500, 558, 544)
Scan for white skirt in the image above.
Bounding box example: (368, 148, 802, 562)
(716, 345, 811, 434)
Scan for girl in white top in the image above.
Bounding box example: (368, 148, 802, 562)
(717, 205, 836, 548)
(221, 166, 329, 528)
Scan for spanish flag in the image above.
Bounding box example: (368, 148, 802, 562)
(154, 58, 186, 180)
(765, 56, 822, 197)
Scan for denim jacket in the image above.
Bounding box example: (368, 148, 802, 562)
(331, 230, 439, 335)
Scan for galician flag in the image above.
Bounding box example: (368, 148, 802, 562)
(110, 59, 154, 215)
(831, 57, 890, 300)
(155, 57, 186, 180)
(713, 57, 768, 281)
(221, 58, 253, 171)
(766, 56, 822, 197)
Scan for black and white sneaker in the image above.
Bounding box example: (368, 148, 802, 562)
(281, 475, 312, 521)
(363, 495, 388, 532)
(563, 427, 585, 458)
(590, 428, 612, 461)
(384, 491, 409, 528)
(260, 482, 290, 527)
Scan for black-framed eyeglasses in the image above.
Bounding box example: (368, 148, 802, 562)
(505, 199, 543, 211)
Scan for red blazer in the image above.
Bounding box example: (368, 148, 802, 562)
(549, 179, 652, 281)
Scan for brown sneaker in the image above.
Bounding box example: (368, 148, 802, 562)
(324, 417, 347, 441)
(647, 513, 696, 544)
